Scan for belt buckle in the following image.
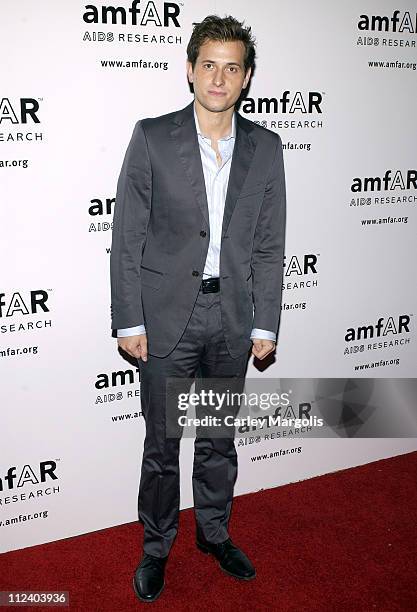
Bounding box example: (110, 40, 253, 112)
(202, 277, 220, 293)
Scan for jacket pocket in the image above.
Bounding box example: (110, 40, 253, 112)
(140, 264, 164, 289)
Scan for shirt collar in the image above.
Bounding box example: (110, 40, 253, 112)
(193, 101, 236, 141)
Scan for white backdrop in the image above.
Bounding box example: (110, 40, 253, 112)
(1, 0, 416, 553)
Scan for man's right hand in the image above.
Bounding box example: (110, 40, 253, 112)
(117, 334, 148, 361)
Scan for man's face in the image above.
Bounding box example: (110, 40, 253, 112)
(186, 39, 251, 113)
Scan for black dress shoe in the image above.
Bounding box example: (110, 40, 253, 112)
(132, 553, 168, 602)
(196, 537, 256, 580)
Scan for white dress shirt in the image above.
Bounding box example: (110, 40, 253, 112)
(117, 104, 276, 343)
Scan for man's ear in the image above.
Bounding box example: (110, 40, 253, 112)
(243, 67, 252, 89)
(186, 60, 194, 83)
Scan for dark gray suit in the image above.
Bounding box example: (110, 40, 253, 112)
(110, 101, 286, 557)
(110, 101, 286, 358)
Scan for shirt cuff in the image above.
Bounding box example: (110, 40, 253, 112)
(117, 325, 146, 338)
(250, 328, 276, 342)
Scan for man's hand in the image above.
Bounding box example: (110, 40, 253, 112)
(251, 338, 275, 360)
(117, 334, 148, 361)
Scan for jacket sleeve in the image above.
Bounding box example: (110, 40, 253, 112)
(110, 120, 152, 333)
(251, 134, 286, 336)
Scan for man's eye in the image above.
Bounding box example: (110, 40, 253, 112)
(204, 63, 213, 69)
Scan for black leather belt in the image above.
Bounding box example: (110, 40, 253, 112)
(201, 277, 220, 293)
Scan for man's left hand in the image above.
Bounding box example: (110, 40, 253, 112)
(251, 338, 276, 360)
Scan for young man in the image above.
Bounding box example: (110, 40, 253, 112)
(110, 14, 286, 602)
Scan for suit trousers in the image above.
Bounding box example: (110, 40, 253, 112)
(137, 286, 250, 558)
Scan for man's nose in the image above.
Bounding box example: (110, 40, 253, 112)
(212, 68, 225, 87)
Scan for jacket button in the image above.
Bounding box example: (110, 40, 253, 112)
(192, 270, 199, 277)
(200, 230, 206, 237)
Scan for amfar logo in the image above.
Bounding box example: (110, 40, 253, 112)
(351, 170, 417, 192)
(0, 290, 49, 318)
(237, 403, 311, 436)
(95, 368, 140, 389)
(89, 197, 115, 216)
(283, 253, 319, 291)
(0, 98, 41, 124)
(345, 315, 411, 342)
(0, 461, 58, 491)
(83, 1, 181, 26)
(88, 196, 115, 232)
(241, 92, 323, 115)
(284, 254, 319, 277)
(95, 368, 141, 404)
(358, 11, 417, 33)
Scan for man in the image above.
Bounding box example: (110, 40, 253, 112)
(110, 14, 286, 602)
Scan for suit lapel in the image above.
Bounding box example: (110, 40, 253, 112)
(170, 102, 209, 226)
(221, 112, 256, 237)
(169, 101, 257, 233)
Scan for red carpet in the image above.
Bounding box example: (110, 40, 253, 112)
(1, 451, 416, 611)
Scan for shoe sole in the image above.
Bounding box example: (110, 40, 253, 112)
(196, 542, 256, 581)
(132, 575, 165, 603)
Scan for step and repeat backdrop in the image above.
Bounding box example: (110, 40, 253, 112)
(2, 0, 416, 553)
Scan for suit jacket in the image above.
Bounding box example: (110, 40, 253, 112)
(110, 100, 286, 358)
